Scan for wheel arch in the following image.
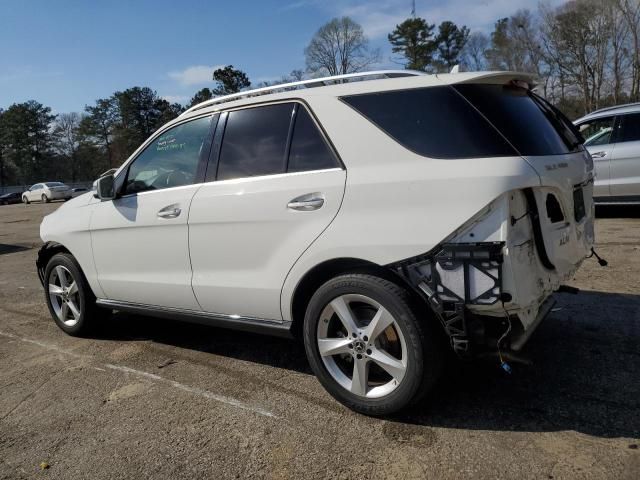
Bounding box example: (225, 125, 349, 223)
(36, 242, 74, 286)
(288, 257, 432, 338)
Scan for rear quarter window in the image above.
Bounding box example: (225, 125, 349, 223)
(341, 86, 516, 159)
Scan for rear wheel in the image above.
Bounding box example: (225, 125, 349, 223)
(42, 194, 50, 203)
(303, 274, 442, 416)
(44, 253, 106, 336)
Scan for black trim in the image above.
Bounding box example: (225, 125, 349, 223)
(594, 194, 640, 205)
(205, 112, 228, 182)
(523, 188, 555, 270)
(95, 299, 293, 338)
(284, 103, 299, 172)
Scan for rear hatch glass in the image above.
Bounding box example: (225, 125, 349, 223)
(452, 84, 583, 156)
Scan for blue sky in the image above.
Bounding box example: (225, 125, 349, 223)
(0, 0, 563, 113)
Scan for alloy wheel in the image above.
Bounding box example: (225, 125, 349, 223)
(48, 265, 81, 327)
(317, 294, 407, 398)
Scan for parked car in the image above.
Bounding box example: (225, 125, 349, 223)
(36, 70, 595, 415)
(22, 182, 71, 204)
(575, 103, 640, 204)
(70, 187, 89, 198)
(0, 192, 23, 205)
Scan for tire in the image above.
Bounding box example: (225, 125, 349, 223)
(22, 196, 30, 204)
(43, 253, 106, 336)
(303, 274, 442, 416)
(42, 194, 50, 203)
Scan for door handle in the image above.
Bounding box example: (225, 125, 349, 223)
(287, 193, 325, 211)
(591, 151, 607, 159)
(157, 204, 182, 219)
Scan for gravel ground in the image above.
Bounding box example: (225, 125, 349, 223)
(0, 201, 639, 479)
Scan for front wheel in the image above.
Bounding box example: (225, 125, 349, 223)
(22, 196, 30, 204)
(44, 253, 105, 336)
(303, 274, 442, 416)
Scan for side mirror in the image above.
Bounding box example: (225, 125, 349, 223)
(96, 174, 116, 200)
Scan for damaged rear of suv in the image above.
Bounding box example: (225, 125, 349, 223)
(38, 70, 597, 416)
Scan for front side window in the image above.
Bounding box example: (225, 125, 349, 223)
(217, 103, 294, 181)
(618, 113, 640, 143)
(342, 86, 516, 159)
(288, 107, 339, 172)
(578, 116, 616, 147)
(124, 116, 212, 195)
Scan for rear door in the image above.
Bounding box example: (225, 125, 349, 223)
(577, 115, 617, 198)
(189, 102, 346, 320)
(610, 112, 640, 197)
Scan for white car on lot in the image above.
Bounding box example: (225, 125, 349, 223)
(575, 103, 640, 204)
(22, 182, 72, 203)
(37, 70, 595, 415)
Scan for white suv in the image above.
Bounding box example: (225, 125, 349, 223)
(575, 103, 640, 204)
(37, 71, 595, 415)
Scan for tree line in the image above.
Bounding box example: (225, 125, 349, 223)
(1, 0, 639, 187)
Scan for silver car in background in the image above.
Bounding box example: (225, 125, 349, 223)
(21, 182, 72, 204)
(575, 103, 640, 204)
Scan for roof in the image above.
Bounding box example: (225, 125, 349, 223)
(177, 69, 538, 121)
(575, 102, 640, 123)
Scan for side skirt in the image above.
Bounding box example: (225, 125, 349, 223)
(95, 299, 293, 338)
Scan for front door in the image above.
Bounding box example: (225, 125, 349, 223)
(579, 115, 616, 198)
(90, 114, 214, 309)
(189, 103, 346, 320)
(610, 112, 640, 197)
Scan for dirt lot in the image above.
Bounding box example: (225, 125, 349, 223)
(0, 201, 638, 479)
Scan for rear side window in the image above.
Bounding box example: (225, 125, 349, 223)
(288, 107, 339, 172)
(578, 116, 615, 146)
(341, 86, 516, 159)
(217, 103, 294, 181)
(618, 113, 640, 143)
(454, 84, 581, 156)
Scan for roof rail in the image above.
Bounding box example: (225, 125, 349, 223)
(180, 70, 426, 117)
(591, 102, 640, 115)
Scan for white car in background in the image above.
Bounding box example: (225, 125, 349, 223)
(37, 70, 595, 415)
(22, 182, 72, 203)
(575, 103, 640, 204)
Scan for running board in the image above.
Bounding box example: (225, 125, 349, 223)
(95, 299, 293, 338)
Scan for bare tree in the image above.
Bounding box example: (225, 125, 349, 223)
(540, 0, 612, 114)
(305, 17, 381, 76)
(461, 32, 489, 70)
(617, 0, 640, 100)
(53, 112, 83, 182)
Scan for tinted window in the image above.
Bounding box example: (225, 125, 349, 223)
(578, 116, 615, 146)
(45, 182, 65, 187)
(342, 87, 515, 159)
(454, 84, 581, 156)
(618, 113, 640, 143)
(217, 104, 293, 181)
(124, 116, 211, 195)
(288, 108, 338, 172)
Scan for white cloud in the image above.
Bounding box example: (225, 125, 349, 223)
(168, 65, 224, 86)
(162, 94, 189, 104)
(304, 0, 568, 39)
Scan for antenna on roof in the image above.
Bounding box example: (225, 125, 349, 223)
(450, 64, 460, 74)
